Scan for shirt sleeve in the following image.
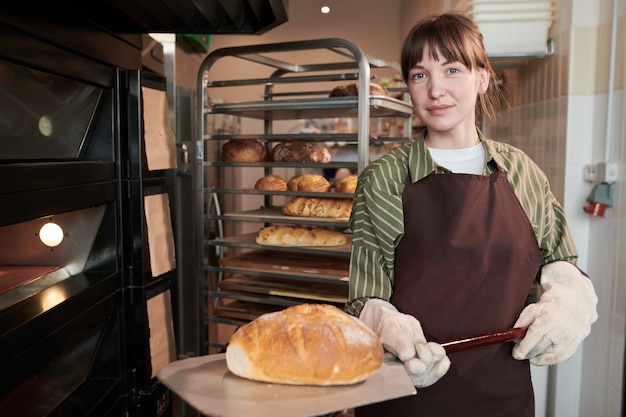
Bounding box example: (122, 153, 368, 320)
(536, 176, 579, 264)
(344, 154, 407, 316)
(490, 141, 579, 265)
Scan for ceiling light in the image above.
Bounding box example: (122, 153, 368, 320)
(321, 5, 330, 14)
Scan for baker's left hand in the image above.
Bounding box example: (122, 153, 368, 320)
(513, 261, 598, 365)
(402, 342, 450, 388)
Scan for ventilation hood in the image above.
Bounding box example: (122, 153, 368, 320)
(51, 0, 289, 34)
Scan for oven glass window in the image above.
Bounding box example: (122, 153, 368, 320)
(0, 61, 104, 160)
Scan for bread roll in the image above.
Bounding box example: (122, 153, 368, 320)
(270, 141, 331, 163)
(222, 139, 267, 162)
(254, 174, 287, 191)
(256, 225, 347, 247)
(225, 304, 384, 386)
(335, 175, 358, 194)
(282, 197, 353, 218)
(287, 174, 331, 192)
(329, 82, 389, 97)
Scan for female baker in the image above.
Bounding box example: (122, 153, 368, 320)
(345, 11, 598, 417)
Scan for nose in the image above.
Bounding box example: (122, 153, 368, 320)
(428, 74, 445, 98)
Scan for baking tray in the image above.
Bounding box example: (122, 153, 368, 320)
(209, 95, 413, 120)
(157, 354, 416, 417)
(218, 250, 350, 280)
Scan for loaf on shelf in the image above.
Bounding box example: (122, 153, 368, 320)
(287, 174, 331, 192)
(221, 139, 267, 162)
(329, 82, 389, 97)
(256, 225, 347, 247)
(254, 174, 287, 191)
(334, 175, 358, 194)
(270, 141, 331, 163)
(282, 197, 353, 218)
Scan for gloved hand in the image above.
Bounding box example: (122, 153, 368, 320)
(359, 298, 450, 387)
(513, 261, 598, 366)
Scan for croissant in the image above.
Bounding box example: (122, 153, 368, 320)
(255, 225, 347, 247)
(282, 197, 353, 218)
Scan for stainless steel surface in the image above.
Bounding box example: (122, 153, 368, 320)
(208, 95, 413, 121)
(205, 206, 350, 229)
(158, 353, 417, 417)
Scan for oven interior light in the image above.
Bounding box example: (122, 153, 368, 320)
(321, 5, 330, 13)
(39, 222, 64, 247)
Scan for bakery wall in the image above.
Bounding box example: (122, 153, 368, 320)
(490, 0, 626, 416)
(189, 0, 626, 415)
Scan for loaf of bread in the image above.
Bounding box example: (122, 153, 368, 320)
(256, 225, 347, 247)
(221, 139, 267, 162)
(329, 82, 389, 97)
(225, 303, 384, 386)
(254, 174, 287, 191)
(282, 197, 353, 218)
(287, 174, 331, 192)
(270, 141, 331, 163)
(335, 175, 358, 194)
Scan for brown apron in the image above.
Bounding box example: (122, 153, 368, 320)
(356, 167, 540, 417)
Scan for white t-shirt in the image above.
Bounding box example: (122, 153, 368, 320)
(427, 142, 485, 175)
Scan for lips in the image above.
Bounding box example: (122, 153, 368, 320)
(426, 104, 452, 115)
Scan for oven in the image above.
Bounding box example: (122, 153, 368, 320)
(0, 6, 177, 416)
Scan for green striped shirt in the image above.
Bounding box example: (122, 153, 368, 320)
(345, 130, 578, 316)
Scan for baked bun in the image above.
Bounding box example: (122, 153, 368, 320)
(254, 174, 287, 191)
(335, 175, 358, 194)
(282, 197, 353, 218)
(287, 174, 331, 192)
(329, 82, 389, 97)
(256, 225, 347, 247)
(225, 304, 384, 386)
(270, 141, 331, 163)
(222, 139, 267, 162)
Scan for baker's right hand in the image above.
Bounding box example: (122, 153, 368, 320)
(359, 298, 450, 387)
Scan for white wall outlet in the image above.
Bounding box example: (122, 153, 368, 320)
(584, 164, 597, 182)
(597, 162, 619, 183)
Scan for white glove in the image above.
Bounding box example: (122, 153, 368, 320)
(513, 261, 598, 366)
(359, 298, 450, 387)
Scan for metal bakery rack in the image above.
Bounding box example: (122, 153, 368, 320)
(196, 38, 413, 352)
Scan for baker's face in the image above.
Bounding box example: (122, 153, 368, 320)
(407, 45, 489, 136)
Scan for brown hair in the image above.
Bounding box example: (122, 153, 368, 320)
(401, 12, 503, 126)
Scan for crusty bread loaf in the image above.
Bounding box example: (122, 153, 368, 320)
(256, 225, 347, 247)
(225, 304, 384, 386)
(270, 141, 331, 163)
(329, 82, 389, 97)
(335, 175, 358, 194)
(254, 174, 287, 191)
(282, 197, 353, 218)
(287, 174, 331, 192)
(221, 139, 267, 162)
